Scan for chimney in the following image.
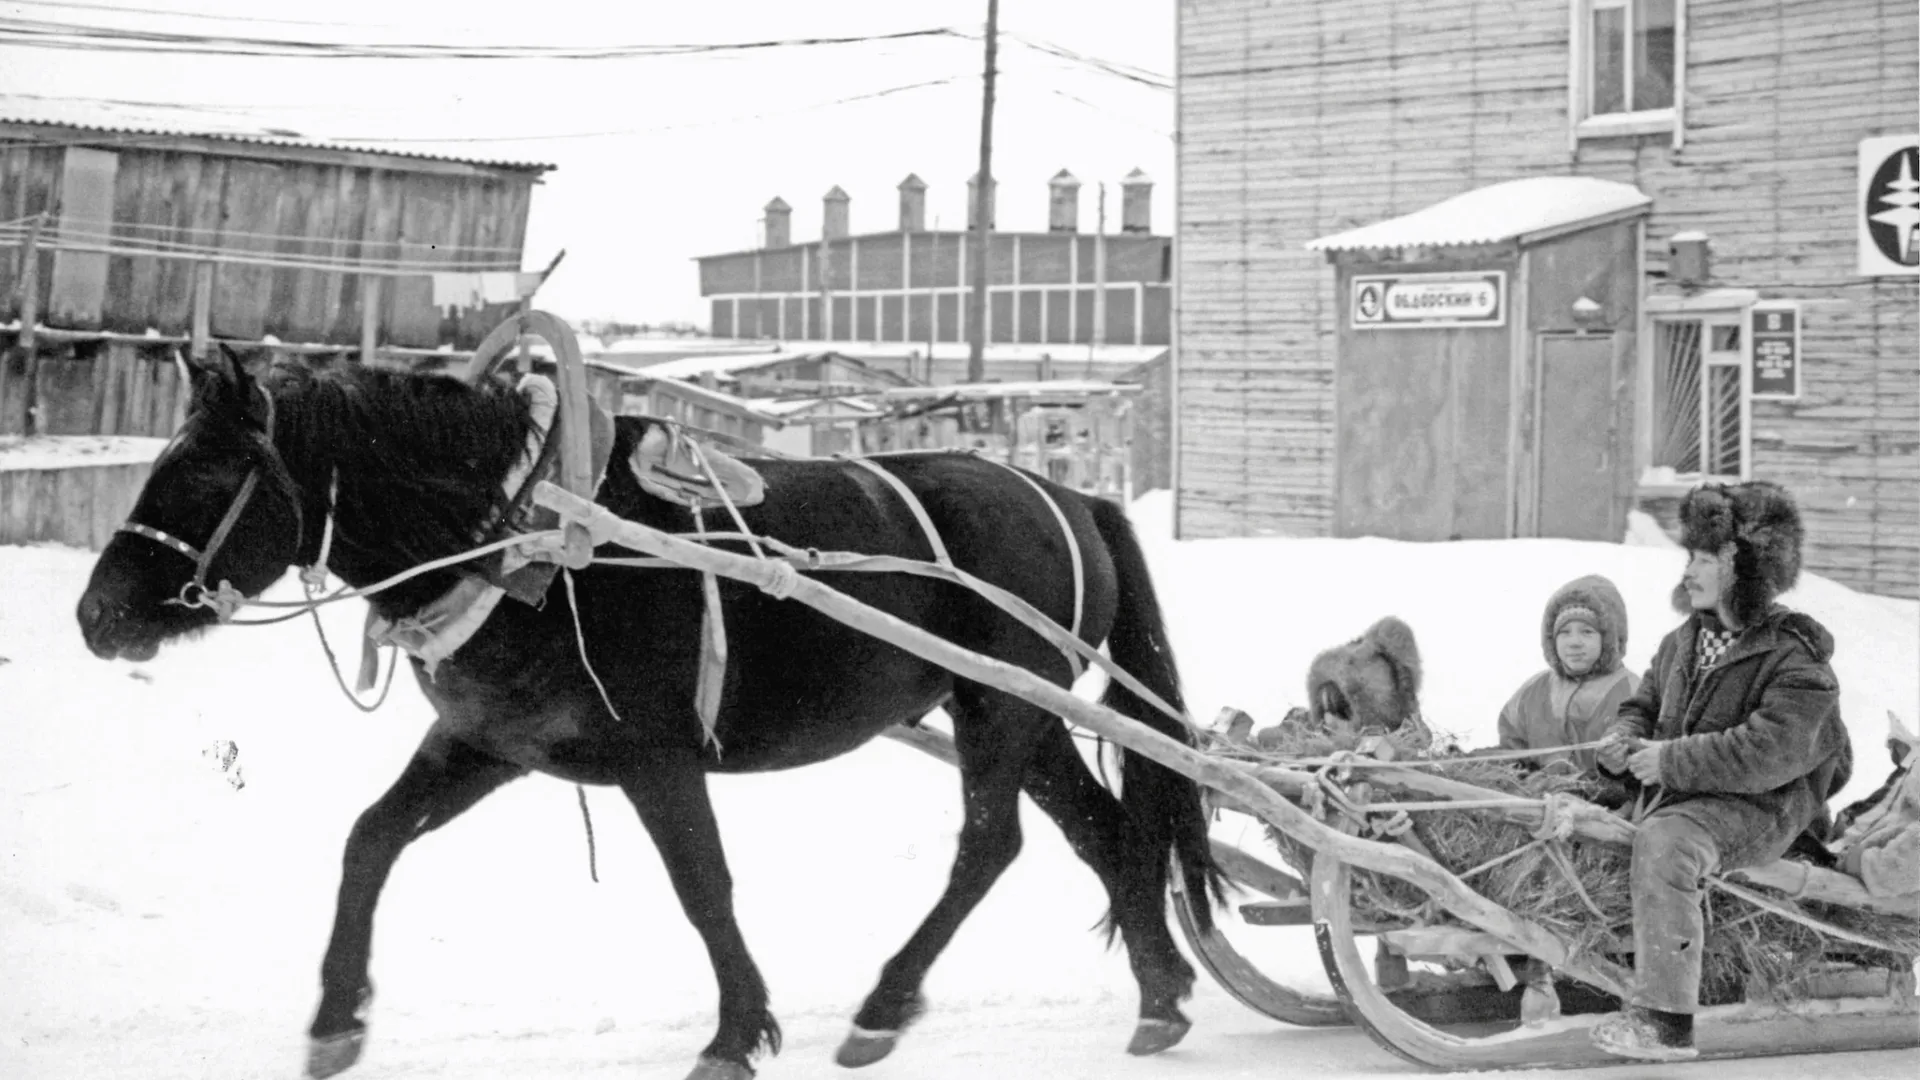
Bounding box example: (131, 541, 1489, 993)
(897, 173, 927, 232)
(1048, 169, 1081, 233)
(823, 186, 851, 240)
(762, 196, 792, 248)
(1120, 168, 1153, 234)
(966, 172, 997, 231)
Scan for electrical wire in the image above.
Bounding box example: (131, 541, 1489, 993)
(324, 76, 970, 144)
(0, 16, 966, 60)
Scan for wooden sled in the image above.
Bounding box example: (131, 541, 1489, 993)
(529, 480, 1920, 1071)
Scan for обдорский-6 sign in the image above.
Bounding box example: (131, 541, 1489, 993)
(1351, 271, 1506, 329)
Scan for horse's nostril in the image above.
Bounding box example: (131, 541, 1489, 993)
(77, 592, 117, 635)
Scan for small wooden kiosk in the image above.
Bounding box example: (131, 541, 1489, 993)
(1307, 177, 1650, 542)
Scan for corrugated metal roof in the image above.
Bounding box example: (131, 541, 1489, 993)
(0, 109, 553, 173)
(1306, 176, 1650, 252)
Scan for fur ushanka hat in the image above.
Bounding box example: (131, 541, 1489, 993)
(1540, 575, 1628, 678)
(1673, 481, 1805, 626)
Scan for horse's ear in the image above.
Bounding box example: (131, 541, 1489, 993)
(184, 344, 235, 386)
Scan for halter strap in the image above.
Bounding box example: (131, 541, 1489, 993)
(116, 382, 279, 616)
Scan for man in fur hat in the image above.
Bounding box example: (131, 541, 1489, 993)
(1590, 481, 1853, 1061)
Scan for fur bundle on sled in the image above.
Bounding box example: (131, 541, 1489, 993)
(1303, 615, 1424, 734)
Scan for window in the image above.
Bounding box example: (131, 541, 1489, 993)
(1649, 314, 1748, 482)
(1571, 0, 1684, 141)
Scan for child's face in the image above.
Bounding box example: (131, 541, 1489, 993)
(1554, 621, 1602, 675)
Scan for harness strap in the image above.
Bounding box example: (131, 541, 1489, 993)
(841, 455, 954, 569)
(981, 460, 1085, 646)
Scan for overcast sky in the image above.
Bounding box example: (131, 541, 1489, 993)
(0, 0, 1176, 327)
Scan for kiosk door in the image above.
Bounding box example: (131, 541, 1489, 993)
(1535, 334, 1618, 541)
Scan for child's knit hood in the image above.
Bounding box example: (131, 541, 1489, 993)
(1541, 574, 1629, 679)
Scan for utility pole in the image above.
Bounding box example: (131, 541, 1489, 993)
(966, 0, 999, 384)
(1091, 181, 1107, 376)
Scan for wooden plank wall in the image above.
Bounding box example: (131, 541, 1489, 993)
(1177, 0, 1919, 596)
(0, 461, 154, 550)
(1178, 0, 1569, 540)
(0, 145, 538, 352)
(0, 341, 187, 438)
(1572, 0, 1920, 598)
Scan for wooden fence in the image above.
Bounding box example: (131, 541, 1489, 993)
(0, 336, 189, 438)
(0, 458, 154, 550)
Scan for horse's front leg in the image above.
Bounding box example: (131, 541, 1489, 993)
(837, 686, 1038, 1068)
(619, 754, 778, 1080)
(308, 734, 525, 1079)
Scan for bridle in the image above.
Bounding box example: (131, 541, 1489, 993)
(117, 383, 290, 619)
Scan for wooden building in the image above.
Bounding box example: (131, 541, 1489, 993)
(1178, 0, 1919, 596)
(696, 173, 1172, 350)
(0, 115, 552, 436)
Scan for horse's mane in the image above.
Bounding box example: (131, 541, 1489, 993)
(266, 363, 536, 566)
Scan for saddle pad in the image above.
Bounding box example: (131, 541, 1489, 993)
(631, 424, 767, 509)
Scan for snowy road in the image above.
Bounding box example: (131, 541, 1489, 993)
(5, 499, 1917, 1079)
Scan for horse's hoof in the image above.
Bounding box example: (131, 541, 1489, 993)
(833, 1025, 901, 1068)
(685, 1055, 754, 1080)
(306, 1030, 366, 1079)
(1126, 1016, 1191, 1056)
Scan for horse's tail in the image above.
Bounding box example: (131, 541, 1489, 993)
(1088, 497, 1224, 933)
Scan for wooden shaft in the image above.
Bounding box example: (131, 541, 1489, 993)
(190, 260, 214, 362)
(533, 480, 1631, 996)
(19, 213, 45, 434)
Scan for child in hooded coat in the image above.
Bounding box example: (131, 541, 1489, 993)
(1495, 575, 1639, 774)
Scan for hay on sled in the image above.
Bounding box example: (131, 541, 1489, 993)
(1246, 723, 1920, 1004)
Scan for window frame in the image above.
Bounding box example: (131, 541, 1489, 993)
(1568, 0, 1687, 148)
(1640, 292, 1756, 491)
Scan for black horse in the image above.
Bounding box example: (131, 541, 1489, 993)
(75, 351, 1221, 1080)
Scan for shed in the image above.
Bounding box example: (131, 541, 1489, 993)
(1306, 176, 1650, 542)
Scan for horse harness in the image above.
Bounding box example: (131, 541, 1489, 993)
(118, 383, 283, 620)
(846, 452, 1087, 678)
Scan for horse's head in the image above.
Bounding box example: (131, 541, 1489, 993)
(77, 347, 303, 661)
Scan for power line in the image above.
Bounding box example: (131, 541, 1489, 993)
(0, 16, 966, 60)
(324, 77, 971, 144)
(951, 28, 1172, 90)
(2, 0, 414, 31)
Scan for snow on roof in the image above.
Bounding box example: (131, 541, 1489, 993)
(756, 396, 883, 418)
(0, 107, 552, 173)
(881, 380, 1142, 402)
(625, 350, 813, 381)
(1306, 176, 1651, 252)
(0, 435, 169, 472)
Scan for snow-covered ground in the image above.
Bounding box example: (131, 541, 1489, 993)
(3, 493, 1915, 1080)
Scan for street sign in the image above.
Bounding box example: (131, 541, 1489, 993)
(1859, 134, 1920, 276)
(1750, 302, 1801, 401)
(1351, 271, 1506, 329)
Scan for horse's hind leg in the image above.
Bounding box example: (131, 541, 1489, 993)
(308, 736, 525, 1079)
(838, 686, 1039, 1068)
(617, 755, 777, 1080)
(1020, 722, 1197, 1055)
